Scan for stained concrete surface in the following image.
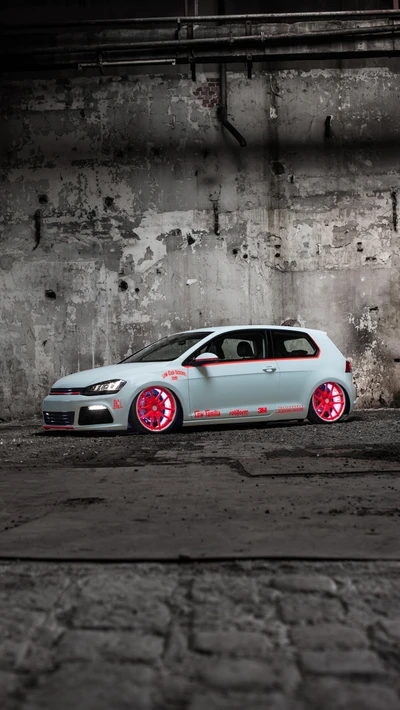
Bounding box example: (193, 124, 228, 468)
(2, 69, 400, 416)
(0, 410, 400, 708)
(0, 410, 400, 561)
(1, 462, 400, 560)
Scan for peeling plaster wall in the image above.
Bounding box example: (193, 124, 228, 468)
(1, 67, 400, 418)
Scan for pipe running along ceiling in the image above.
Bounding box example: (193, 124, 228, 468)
(2, 10, 400, 72)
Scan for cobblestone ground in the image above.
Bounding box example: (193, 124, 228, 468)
(1, 561, 400, 710)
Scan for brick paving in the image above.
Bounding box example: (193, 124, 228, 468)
(1, 561, 400, 710)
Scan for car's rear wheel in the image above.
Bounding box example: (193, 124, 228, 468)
(129, 386, 182, 434)
(308, 382, 346, 424)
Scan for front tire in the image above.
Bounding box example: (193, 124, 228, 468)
(307, 382, 346, 424)
(129, 386, 182, 434)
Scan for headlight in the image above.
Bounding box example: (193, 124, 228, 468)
(82, 379, 126, 396)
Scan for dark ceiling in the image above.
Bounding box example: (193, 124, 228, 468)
(0, 1, 395, 25)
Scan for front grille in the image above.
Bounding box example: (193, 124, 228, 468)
(49, 388, 82, 395)
(44, 411, 75, 426)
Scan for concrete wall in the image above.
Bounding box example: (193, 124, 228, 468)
(1, 65, 400, 418)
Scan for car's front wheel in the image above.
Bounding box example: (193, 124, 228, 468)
(307, 382, 346, 424)
(129, 386, 182, 434)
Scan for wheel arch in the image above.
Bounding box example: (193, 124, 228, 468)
(307, 376, 352, 409)
(307, 378, 350, 423)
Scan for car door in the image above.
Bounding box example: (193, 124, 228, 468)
(186, 329, 280, 421)
(269, 329, 320, 414)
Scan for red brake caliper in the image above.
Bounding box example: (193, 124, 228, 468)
(313, 383, 345, 421)
(137, 387, 176, 431)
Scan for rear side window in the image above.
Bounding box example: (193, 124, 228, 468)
(271, 330, 318, 358)
(197, 330, 267, 361)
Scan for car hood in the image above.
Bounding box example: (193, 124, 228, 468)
(52, 362, 170, 388)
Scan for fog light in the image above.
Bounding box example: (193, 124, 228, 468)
(78, 406, 113, 425)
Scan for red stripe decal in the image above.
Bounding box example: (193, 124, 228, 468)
(276, 406, 305, 413)
(49, 391, 81, 395)
(184, 353, 320, 368)
(43, 426, 74, 430)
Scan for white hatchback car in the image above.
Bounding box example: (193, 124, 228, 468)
(43, 325, 356, 434)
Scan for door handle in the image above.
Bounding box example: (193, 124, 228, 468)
(263, 367, 277, 373)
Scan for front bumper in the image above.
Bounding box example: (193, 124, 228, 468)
(42, 394, 129, 431)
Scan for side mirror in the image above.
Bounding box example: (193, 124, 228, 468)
(192, 352, 220, 365)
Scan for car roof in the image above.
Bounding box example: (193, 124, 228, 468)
(178, 325, 327, 337)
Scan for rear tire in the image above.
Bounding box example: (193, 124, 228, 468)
(307, 382, 346, 425)
(129, 386, 182, 434)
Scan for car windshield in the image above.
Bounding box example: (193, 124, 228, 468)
(121, 332, 212, 363)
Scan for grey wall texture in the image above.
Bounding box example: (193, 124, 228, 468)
(0, 66, 400, 418)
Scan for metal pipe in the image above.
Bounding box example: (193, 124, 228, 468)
(8, 45, 400, 72)
(5, 23, 399, 57)
(218, 0, 245, 147)
(218, 61, 246, 147)
(78, 58, 176, 69)
(3, 10, 400, 32)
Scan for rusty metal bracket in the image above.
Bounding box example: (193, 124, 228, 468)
(212, 201, 220, 236)
(246, 52, 253, 79)
(245, 22, 253, 79)
(33, 209, 42, 250)
(187, 20, 196, 79)
(189, 51, 196, 81)
(97, 51, 104, 75)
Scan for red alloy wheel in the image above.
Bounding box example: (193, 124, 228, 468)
(136, 386, 177, 432)
(312, 382, 346, 422)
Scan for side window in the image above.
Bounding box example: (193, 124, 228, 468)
(271, 330, 318, 358)
(198, 330, 267, 361)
